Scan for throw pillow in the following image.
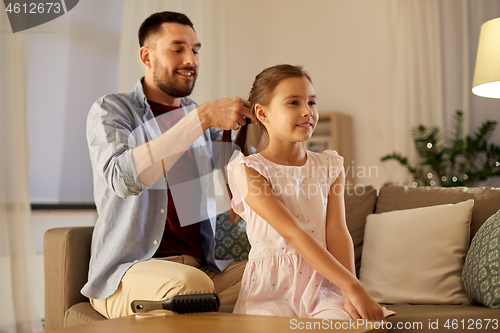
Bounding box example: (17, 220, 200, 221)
(215, 211, 250, 262)
(359, 199, 473, 304)
(462, 208, 500, 308)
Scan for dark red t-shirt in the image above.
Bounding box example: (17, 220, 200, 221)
(148, 100, 203, 260)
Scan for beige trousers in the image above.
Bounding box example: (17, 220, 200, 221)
(90, 256, 247, 319)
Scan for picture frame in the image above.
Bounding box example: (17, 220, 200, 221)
(303, 136, 332, 153)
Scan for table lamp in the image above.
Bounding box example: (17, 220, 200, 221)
(472, 17, 500, 98)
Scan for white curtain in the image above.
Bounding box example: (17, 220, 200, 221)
(0, 10, 42, 333)
(385, 0, 471, 185)
(385, 0, 500, 186)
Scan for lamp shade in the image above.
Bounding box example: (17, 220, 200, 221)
(472, 17, 500, 98)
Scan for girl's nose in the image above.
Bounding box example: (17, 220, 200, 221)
(303, 106, 313, 117)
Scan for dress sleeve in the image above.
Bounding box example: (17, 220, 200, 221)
(226, 151, 270, 215)
(322, 150, 344, 187)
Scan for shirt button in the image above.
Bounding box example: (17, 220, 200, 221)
(164, 177, 166, 181)
(153, 240, 158, 245)
(160, 209, 165, 213)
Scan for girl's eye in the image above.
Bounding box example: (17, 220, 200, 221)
(308, 101, 316, 106)
(289, 101, 298, 105)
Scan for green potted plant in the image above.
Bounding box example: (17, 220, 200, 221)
(381, 110, 500, 187)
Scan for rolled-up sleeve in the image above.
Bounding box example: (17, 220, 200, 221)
(87, 96, 150, 198)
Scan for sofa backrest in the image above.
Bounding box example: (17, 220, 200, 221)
(344, 185, 500, 277)
(376, 186, 500, 241)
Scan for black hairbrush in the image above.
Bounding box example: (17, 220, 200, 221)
(131, 293, 220, 314)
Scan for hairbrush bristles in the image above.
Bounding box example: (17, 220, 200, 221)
(131, 293, 220, 314)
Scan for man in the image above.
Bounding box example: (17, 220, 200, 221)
(82, 11, 252, 319)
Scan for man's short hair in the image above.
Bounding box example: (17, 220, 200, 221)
(138, 11, 195, 47)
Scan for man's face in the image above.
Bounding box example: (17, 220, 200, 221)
(148, 23, 201, 98)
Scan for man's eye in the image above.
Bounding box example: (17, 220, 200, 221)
(193, 50, 199, 55)
(172, 49, 182, 53)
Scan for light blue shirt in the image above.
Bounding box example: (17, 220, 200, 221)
(82, 79, 229, 300)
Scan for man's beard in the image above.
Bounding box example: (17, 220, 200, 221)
(153, 68, 197, 98)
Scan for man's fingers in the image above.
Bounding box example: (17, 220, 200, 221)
(240, 106, 256, 124)
(208, 97, 256, 130)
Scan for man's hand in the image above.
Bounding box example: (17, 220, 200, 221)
(197, 97, 253, 132)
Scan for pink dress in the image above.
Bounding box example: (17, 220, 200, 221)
(227, 149, 351, 319)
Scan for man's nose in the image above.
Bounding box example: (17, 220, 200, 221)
(183, 50, 196, 66)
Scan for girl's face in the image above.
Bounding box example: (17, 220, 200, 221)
(257, 76, 318, 145)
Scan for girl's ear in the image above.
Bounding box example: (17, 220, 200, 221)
(255, 104, 268, 123)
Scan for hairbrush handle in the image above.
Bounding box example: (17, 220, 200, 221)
(131, 293, 220, 314)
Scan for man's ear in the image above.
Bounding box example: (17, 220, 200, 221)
(139, 46, 152, 67)
(255, 104, 268, 123)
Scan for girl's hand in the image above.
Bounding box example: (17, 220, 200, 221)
(343, 284, 384, 321)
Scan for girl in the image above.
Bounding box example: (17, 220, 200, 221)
(226, 64, 393, 320)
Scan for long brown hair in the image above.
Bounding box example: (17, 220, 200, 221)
(220, 64, 312, 222)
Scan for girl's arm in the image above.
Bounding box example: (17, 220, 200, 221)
(325, 168, 356, 275)
(325, 168, 383, 319)
(232, 163, 383, 321)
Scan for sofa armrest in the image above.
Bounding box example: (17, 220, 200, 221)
(44, 227, 94, 331)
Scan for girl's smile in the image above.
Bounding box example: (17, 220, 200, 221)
(296, 120, 314, 129)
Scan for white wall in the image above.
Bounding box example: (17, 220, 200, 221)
(27, 0, 123, 203)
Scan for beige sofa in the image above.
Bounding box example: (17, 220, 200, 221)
(44, 185, 500, 332)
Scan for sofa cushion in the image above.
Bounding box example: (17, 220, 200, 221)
(375, 186, 500, 241)
(344, 185, 377, 277)
(65, 302, 106, 327)
(463, 208, 500, 308)
(360, 200, 473, 304)
(215, 212, 250, 262)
